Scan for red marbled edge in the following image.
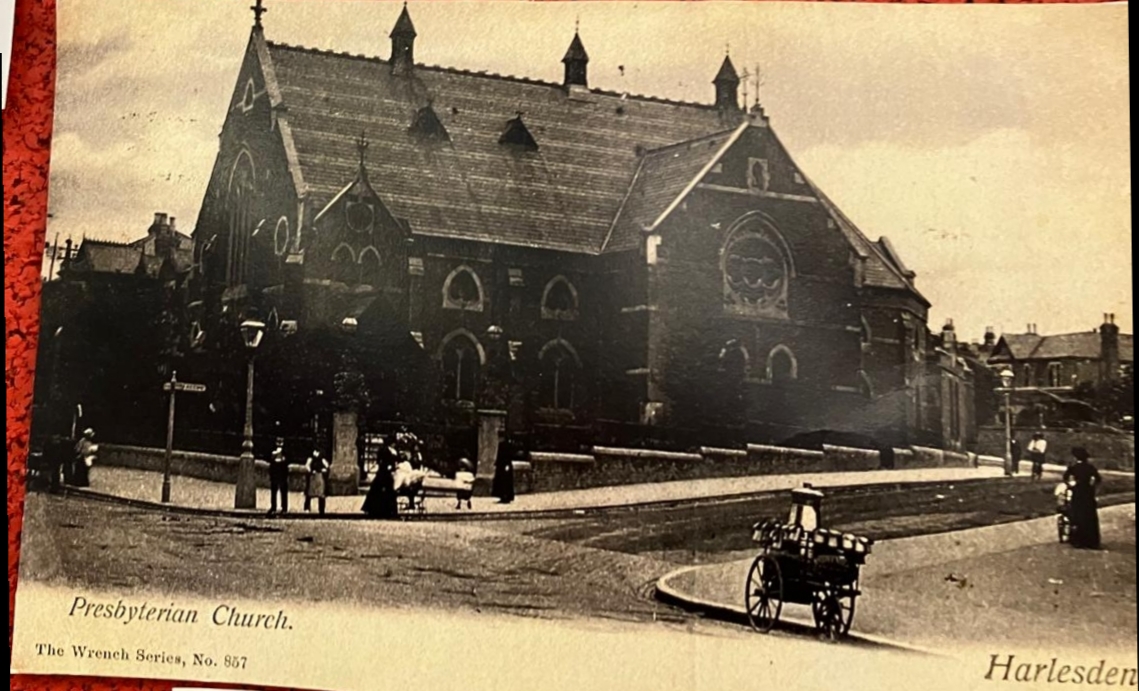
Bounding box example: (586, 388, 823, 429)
(3, 1, 1112, 689)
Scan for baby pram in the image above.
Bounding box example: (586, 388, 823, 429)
(1054, 482, 1073, 543)
(393, 462, 429, 514)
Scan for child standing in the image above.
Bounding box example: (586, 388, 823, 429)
(304, 449, 330, 515)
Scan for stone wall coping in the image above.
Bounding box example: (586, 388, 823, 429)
(822, 443, 880, 456)
(529, 452, 596, 464)
(910, 445, 943, 454)
(746, 443, 825, 459)
(591, 446, 703, 461)
(698, 446, 748, 458)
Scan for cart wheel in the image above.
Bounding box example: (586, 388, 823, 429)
(812, 589, 855, 641)
(745, 554, 783, 633)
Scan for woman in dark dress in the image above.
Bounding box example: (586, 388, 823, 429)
(362, 437, 400, 519)
(1062, 447, 1102, 550)
(491, 437, 516, 504)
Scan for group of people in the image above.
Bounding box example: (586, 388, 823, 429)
(266, 437, 331, 516)
(1012, 433, 1105, 550)
(359, 432, 524, 519)
(35, 428, 99, 492)
(267, 426, 525, 518)
(1008, 432, 1050, 480)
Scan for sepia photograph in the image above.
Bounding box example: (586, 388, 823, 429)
(10, 1, 1134, 689)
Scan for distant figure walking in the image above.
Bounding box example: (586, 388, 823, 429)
(492, 437, 518, 504)
(71, 428, 97, 488)
(361, 436, 399, 519)
(304, 449, 330, 515)
(1026, 432, 1047, 480)
(1062, 447, 1102, 550)
(267, 437, 290, 516)
(1009, 438, 1023, 476)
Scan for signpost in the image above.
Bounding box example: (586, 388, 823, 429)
(161, 371, 206, 503)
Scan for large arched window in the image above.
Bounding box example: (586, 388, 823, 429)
(721, 214, 794, 320)
(358, 246, 382, 286)
(766, 345, 798, 383)
(439, 330, 485, 403)
(331, 244, 356, 285)
(442, 265, 485, 311)
(538, 339, 582, 410)
(225, 151, 256, 287)
(541, 275, 579, 321)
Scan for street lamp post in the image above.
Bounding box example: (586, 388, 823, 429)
(998, 367, 1015, 477)
(235, 319, 266, 509)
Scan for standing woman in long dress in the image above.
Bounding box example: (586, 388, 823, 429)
(1062, 447, 1103, 550)
(361, 436, 399, 519)
(491, 437, 515, 504)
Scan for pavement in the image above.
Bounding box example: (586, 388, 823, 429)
(63, 463, 1007, 519)
(655, 501, 1137, 652)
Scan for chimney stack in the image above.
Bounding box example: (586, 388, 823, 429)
(1100, 313, 1121, 382)
(983, 326, 995, 347)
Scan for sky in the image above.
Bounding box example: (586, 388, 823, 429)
(46, 0, 1131, 339)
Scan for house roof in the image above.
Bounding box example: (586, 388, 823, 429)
(266, 41, 735, 254)
(68, 241, 145, 275)
(993, 331, 1134, 363)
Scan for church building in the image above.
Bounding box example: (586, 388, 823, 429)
(183, 4, 970, 484)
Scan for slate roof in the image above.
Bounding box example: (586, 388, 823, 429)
(266, 41, 733, 254)
(993, 331, 1133, 363)
(604, 126, 743, 253)
(68, 241, 145, 275)
(262, 34, 926, 301)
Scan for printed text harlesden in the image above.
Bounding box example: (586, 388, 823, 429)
(987, 655, 1137, 686)
(68, 596, 293, 630)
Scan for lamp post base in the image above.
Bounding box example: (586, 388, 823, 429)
(235, 452, 257, 509)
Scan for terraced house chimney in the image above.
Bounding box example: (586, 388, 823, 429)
(1100, 313, 1120, 382)
(390, 3, 417, 76)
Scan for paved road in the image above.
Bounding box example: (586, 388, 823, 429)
(489, 472, 1136, 565)
(19, 471, 1132, 633)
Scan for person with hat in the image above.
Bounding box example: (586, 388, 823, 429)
(1062, 447, 1102, 549)
(267, 436, 291, 517)
(1026, 432, 1048, 481)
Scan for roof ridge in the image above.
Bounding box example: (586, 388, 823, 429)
(80, 238, 140, 248)
(642, 126, 743, 156)
(265, 40, 717, 110)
